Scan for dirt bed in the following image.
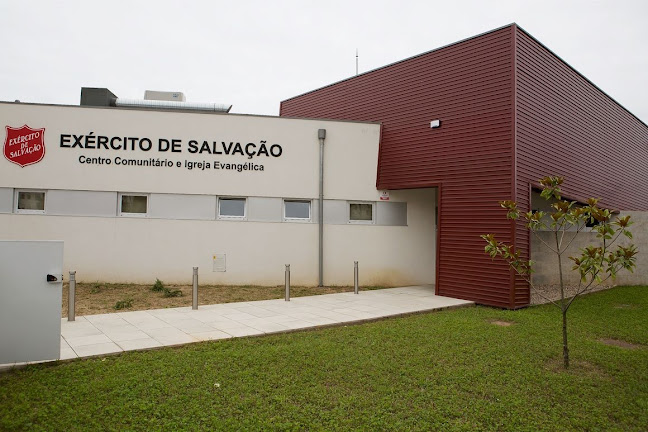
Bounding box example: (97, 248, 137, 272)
(530, 284, 615, 305)
(61, 282, 380, 317)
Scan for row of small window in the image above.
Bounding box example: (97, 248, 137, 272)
(14, 190, 375, 222)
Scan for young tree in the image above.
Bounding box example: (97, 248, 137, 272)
(481, 176, 637, 368)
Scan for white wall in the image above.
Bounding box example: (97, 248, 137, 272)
(0, 191, 435, 286)
(0, 103, 381, 200)
(325, 188, 437, 286)
(0, 103, 436, 286)
(531, 211, 647, 287)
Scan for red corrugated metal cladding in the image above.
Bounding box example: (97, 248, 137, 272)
(280, 24, 648, 308)
(281, 26, 517, 307)
(513, 26, 648, 305)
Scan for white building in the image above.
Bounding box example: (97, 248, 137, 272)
(0, 92, 436, 286)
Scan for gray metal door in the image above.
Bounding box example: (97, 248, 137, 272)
(0, 241, 63, 364)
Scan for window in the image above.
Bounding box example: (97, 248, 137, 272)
(349, 202, 374, 223)
(284, 200, 311, 221)
(120, 194, 148, 216)
(585, 216, 601, 228)
(15, 190, 46, 214)
(218, 198, 246, 218)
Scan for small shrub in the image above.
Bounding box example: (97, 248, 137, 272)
(162, 288, 183, 298)
(151, 278, 165, 292)
(114, 298, 134, 310)
(482, 175, 636, 369)
(90, 283, 102, 294)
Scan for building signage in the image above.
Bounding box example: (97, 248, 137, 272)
(2, 125, 285, 174)
(58, 133, 283, 172)
(3, 125, 46, 168)
(380, 190, 390, 201)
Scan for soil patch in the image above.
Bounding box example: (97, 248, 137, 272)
(545, 358, 609, 378)
(599, 338, 643, 349)
(614, 304, 638, 310)
(531, 284, 614, 305)
(62, 282, 384, 317)
(490, 320, 514, 327)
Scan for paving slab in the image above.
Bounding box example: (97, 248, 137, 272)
(72, 342, 122, 357)
(143, 327, 198, 346)
(116, 338, 163, 351)
(65, 334, 113, 348)
(219, 326, 265, 338)
(1, 285, 473, 369)
(189, 330, 233, 341)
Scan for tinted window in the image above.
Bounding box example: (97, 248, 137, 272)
(121, 195, 147, 214)
(350, 203, 372, 221)
(219, 198, 245, 217)
(285, 200, 310, 219)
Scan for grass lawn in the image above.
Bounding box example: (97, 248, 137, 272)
(2, 286, 646, 431)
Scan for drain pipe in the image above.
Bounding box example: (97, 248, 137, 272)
(318, 129, 326, 287)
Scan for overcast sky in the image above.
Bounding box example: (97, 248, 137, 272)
(1, 0, 646, 122)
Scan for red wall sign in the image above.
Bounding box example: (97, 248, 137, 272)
(3, 125, 46, 167)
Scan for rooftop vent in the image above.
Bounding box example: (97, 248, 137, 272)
(144, 90, 186, 102)
(114, 98, 232, 113)
(80, 87, 231, 113)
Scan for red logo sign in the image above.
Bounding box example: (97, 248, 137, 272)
(3, 125, 46, 167)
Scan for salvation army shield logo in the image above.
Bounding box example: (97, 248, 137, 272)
(4, 125, 46, 167)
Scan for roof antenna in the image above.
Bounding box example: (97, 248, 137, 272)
(355, 49, 359, 75)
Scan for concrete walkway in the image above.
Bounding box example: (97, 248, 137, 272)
(7, 286, 474, 367)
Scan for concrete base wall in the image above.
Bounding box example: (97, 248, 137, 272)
(0, 188, 436, 287)
(531, 211, 648, 287)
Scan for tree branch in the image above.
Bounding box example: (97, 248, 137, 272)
(603, 229, 624, 249)
(529, 285, 562, 308)
(562, 221, 587, 251)
(559, 222, 567, 252)
(565, 270, 615, 310)
(504, 258, 562, 309)
(531, 230, 559, 254)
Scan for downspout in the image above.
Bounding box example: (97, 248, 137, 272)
(318, 129, 326, 287)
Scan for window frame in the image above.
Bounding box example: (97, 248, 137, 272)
(283, 199, 312, 222)
(218, 197, 247, 220)
(14, 189, 47, 214)
(119, 193, 149, 217)
(348, 201, 375, 224)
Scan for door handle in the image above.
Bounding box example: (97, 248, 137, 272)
(46, 274, 61, 282)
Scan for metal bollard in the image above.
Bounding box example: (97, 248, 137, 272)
(354, 261, 359, 294)
(68, 271, 76, 321)
(285, 264, 290, 301)
(192, 267, 198, 310)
